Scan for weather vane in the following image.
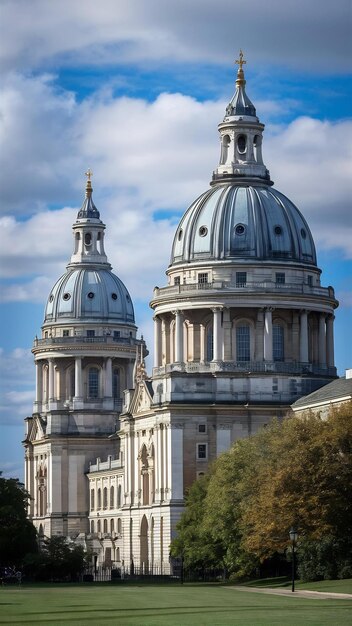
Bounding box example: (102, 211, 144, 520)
(85, 168, 93, 181)
(235, 50, 246, 71)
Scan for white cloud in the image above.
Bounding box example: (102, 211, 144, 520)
(0, 74, 351, 309)
(0, 348, 35, 425)
(0, 0, 350, 73)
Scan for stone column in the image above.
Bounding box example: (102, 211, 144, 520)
(174, 310, 184, 363)
(326, 315, 335, 368)
(200, 324, 206, 361)
(104, 357, 113, 397)
(255, 309, 264, 361)
(163, 425, 168, 501)
(264, 308, 273, 361)
(299, 310, 309, 363)
(48, 359, 55, 400)
(212, 307, 222, 361)
(161, 318, 170, 365)
(222, 308, 232, 361)
(35, 361, 43, 407)
(153, 316, 162, 368)
(74, 357, 83, 398)
(318, 314, 327, 367)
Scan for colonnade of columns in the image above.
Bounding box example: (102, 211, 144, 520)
(33, 356, 131, 408)
(153, 309, 335, 368)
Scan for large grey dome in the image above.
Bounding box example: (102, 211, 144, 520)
(170, 184, 316, 267)
(44, 268, 135, 325)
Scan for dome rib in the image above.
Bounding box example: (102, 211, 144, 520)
(169, 183, 317, 267)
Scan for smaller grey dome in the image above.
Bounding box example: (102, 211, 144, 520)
(170, 184, 316, 267)
(77, 194, 100, 220)
(44, 268, 135, 325)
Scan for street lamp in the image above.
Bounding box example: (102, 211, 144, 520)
(289, 527, 298, 592)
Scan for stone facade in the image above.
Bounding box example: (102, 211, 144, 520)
(25, 59, 338, 573)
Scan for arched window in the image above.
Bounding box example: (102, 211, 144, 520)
(117, 518, 122, 534)
(220, 134, 231, 164)
(110, 518, 114, 533)
(88, 367, 99, 398)
(117, 485, 122, 508)
(97, 488, 101, 510)
(112, 368, 120, 399)
(91, 520, 94, 533)
(103, 487, 108, 509)
(97, 519, 101, 533)
(90, 489, 95, 511)
(110, 486, 114, 509)
(273, 324, 284, 361)
(236, 324, 250, 361)
(103, 519, 108, 533)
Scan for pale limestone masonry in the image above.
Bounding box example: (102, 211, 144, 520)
(25, 59, 338, 574)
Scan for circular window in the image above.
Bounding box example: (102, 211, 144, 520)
(237, 134, 247, 154)
(111, 293, 118, 300)
(84, 232, 92, 246)
(63, 293, 71, 301)
(87, 292, 94, 299)
(178, 229, 183, 241)
(199, 226, 208, 237)
(301, 228, 307, 239)
(49, 294, 54, 302)
(235, 223, 246, 236)
(274, 225, 283, 235)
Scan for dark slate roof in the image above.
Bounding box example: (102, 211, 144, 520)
(292, 375, 352, 409)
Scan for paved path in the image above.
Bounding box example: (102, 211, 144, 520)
(227, 586, 352, 600)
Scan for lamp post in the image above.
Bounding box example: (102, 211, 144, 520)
(289, 527, 298, 592)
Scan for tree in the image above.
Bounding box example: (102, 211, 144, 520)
(0, 474, 37, 567)
(170, 474, 221, 569)
(24, 536, 88, 582)
(171, 401, 352, 581)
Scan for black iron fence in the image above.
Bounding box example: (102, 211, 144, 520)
(81, 564, 227, 584)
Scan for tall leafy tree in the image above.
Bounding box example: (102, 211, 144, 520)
(0, 474, 37, 567)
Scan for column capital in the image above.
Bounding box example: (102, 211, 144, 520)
(211, 306, 223, 313)
(265, 306, 275, 312)
(172, 309, 184, 316)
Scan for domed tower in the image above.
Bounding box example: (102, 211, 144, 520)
(150, 53, 338, 487)
(24, 172, 146, 538)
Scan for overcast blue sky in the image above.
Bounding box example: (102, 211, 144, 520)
(0, 0, 351, 481)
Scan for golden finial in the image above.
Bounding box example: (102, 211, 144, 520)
(85, 168, 93, 197)
(235, 50, 246, 87)
(235, 50, 246, 71)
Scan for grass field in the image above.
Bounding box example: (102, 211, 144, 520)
(241, 576, 352, 594)
(0, 583, 351, 626)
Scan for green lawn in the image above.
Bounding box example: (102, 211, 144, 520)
(0, 583, 351, 626)
(241, 576, 352, 594)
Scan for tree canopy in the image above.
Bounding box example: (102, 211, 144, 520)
(171, 401, 352, 580)
(0, 474, 37, 567)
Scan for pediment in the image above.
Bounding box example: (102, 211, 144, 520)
(130, 381, 153, 415)
(28, 415, 46, 442)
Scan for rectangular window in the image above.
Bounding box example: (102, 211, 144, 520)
(198, 273, 208, 285)
(87, 330, 95, 337)
(276, 273, 285, 284)
(307, 275, 313, 287)
(273, 325, 284, 362)
(197, 443, 207, 460)
(63, 330, 69, 337)
(174, 276, 181, 286)
(113, 330, 120, 339)
(236, 272, 247, 287)
(236, 325, 250, 361)
(198, 424, 207, 434)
